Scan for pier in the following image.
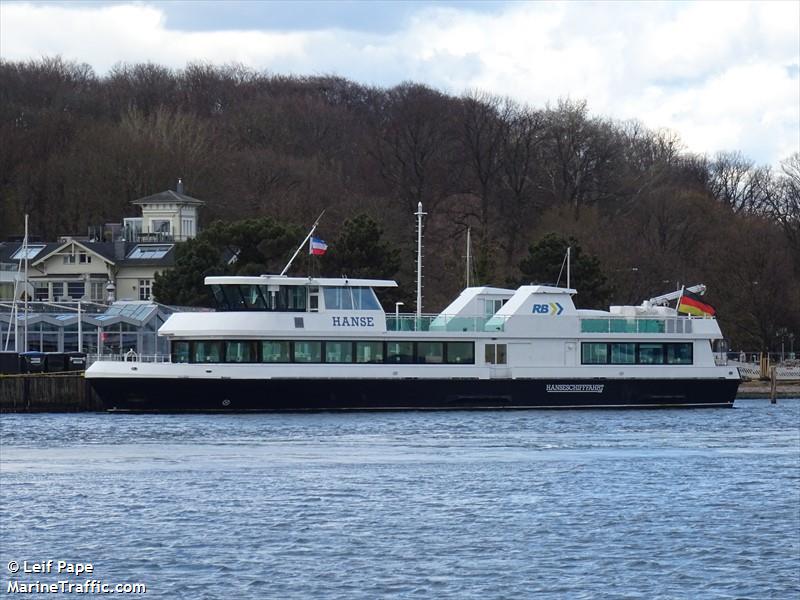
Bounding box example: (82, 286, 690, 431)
(0, 373, 102, 412)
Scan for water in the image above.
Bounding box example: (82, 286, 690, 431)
(1, 400, 798, 599)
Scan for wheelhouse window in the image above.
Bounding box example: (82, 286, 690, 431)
(225, 340, 256, 363)
(322, 287, 380, 310)
(293, 341, 321, 363)
(261, 341, 290, 363)
(241, 285, 267, 310)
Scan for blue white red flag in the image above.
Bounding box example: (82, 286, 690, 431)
(309, 237, 328, 255)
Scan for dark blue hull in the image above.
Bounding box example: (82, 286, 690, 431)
(90, 377, 739, 412)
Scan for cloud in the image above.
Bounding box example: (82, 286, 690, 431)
(1, 1, 797, 165)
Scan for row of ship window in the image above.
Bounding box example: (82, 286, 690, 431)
(171, 340, 476, 365)
(581, 342, 693, 365)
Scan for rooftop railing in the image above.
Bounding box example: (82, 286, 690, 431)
(580, 317, 694, 334)
(386, 313, 507, 333)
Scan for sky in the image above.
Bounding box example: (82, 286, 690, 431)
(1, 0, 798, 166)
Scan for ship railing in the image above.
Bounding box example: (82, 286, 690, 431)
(580, 316, 695, 334)
(386, 313, 507, 333)
(86, 353, 171, 366)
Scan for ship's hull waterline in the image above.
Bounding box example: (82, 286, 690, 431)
(90, 377, 739, 412)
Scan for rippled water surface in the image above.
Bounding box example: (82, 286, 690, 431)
(2, 400, 799, 599)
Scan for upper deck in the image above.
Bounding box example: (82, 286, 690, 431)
(156, 275, 723, 342)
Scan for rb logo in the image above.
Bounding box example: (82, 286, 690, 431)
(532, 304, 550, 314)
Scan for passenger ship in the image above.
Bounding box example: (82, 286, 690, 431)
(86, 275, 740, 411)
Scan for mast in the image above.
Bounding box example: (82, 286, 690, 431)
(415, 202, 426, 320)
(280, 210, 325, 277)
(566, 246, 571, 290)
(465, 227, 471, 288)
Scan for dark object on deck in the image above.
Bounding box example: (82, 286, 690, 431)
(45, 352, 67, 372)
(20, 351, 46, 373)
(65, 352, 87, 371)
(0, 352, 21, 374)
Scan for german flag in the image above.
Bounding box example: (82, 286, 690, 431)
(677, 289, 716, 317)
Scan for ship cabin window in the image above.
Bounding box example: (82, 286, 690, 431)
(415, 341, 444, 364)
(484, 343, 507, 365)
(582, 342, 608, 364)
(666, 343, 693, 364)
(172, 341, 190, 364)
(309, 286, 319, 312)
(637, 343, 664, 365)
(322, 287, 381, 311)
(386, 341, 414, 364)
(225, 341, 256, 363)
(580, 342, 693, 365)
(193, 341, 222, 363)
(446, 342, 475, 364)
(175, 340, 475, 365)
(293, 341, 322, 363)
(326, 341, 353, 363)
(356, 341, 384, 363)
(610, 343, 636, 364)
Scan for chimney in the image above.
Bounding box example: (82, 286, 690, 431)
(176, 178, 184, 195)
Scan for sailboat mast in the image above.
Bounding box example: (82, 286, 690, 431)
(23, 214, 28, 353)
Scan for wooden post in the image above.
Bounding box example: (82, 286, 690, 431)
(769, 366, 777, 404)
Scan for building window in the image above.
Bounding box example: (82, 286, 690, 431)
(90, 281, 105, 301)
(152, 219, 171, 234)
(33, 282, 49, 302)
(63, 253, 76, 264)
(79, 252, 91, 264)
(181, 218, 194, 238)
(139, 279, 152, 301)
(67, 281, 85, 299)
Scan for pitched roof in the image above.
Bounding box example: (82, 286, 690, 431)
(131, 190, 205, 206)
(31, 239, 116, 267)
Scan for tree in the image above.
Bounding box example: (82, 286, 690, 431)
(322, 214, 400, 280)
(153, 217, 301, 306)
(517, 233, 611, 309)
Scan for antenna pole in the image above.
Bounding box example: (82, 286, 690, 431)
(566, 246, 571, 290)
(280, 210, 325, 276)
(465, 227, 471, 288)
(415, 202, 427, 320)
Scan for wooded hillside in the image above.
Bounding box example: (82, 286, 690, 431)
(1, 57, 797, 350)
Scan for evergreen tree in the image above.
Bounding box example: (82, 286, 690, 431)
(517, 233, 611, 309)
(153, 217, 301, 306)
(322, 214, 401, 280)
